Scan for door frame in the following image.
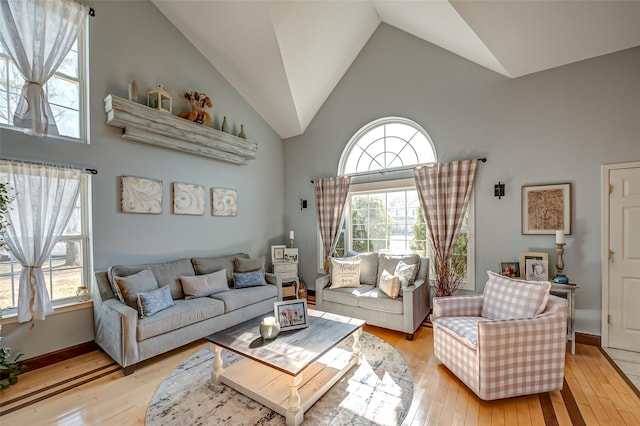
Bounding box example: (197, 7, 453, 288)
(601, 160, 640, 348)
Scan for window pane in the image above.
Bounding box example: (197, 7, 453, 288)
(50, 104, 80, 138)
(48, 76, 79, 109)
(0, 92, 8, 125)
(51, 240, 83, 267)
(8, 62, 22, 94)
(57, 49, 78, 78)
(50, 267, 82, 301)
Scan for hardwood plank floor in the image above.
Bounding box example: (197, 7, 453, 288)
(1, 322, 639, 425)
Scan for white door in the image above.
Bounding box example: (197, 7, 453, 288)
(608, 165, 640, 351)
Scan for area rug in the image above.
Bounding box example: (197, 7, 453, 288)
(146, 332, 413, 425)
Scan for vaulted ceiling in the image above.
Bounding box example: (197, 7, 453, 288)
(152, 1, 640, 139)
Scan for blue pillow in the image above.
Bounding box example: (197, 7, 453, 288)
(234, 271, 267, 289)
(137, 285, 175, 318)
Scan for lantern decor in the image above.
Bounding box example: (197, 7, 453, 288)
(147, 84, 172, 113)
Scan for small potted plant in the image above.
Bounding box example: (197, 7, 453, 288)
(0, 327, 28, 389)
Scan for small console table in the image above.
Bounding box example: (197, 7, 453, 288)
(550, 283, 578, 355)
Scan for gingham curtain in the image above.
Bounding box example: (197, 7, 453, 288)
(0, 0, 88, 135)
(413, 159, 478, 276)
(314, 176, 351, 273)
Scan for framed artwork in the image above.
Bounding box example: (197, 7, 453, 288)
(499, 261, 520, 278)
(172, 182, 205, 215)
(121, 176, 162, 214)
(284, 248, 298, 263)
(520, 252, 550, 281)
(211, 188, 237, 216)
(274, 299, 309, 331)
(522, 183, 571, 235)
(271, 245, 286, 263)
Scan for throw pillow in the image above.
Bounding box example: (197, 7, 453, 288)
(113, 268, 159, 309)
(137, 285, 175, 318)
(377, 254, 420, 286)
(357, 252, 380, 286)
(234, 270, 268, 289)
(234, 256, 266, 273)
(329, 258, 361, 289)
(482, 271, 551, 320)
(378, 270, 400, 298)
(180, 269, 228, 299)
(394, 260, 416, 290)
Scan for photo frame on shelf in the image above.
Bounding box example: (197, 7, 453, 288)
(271, 245, 286, 263)
(520, 252, 550, 281)
(522, 183, 571, 235)
(274, 299, 309, 331)
(499, 261, 520, 278)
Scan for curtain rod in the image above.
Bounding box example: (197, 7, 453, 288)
(0, 158, 98, 175)
(310, 157, 486, 183)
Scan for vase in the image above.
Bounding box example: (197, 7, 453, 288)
(76, 286, 90, 302)
(221, 116, 228, 133)
(259, 317, 280, 340)
(238, 124, 246, 139)
(128, 80, 138, 103)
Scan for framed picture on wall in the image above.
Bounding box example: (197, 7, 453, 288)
(522, 183, 571, 235)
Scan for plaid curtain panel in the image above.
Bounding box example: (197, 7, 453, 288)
(413, 159, 478, 267)
(314, 176, 351, 273)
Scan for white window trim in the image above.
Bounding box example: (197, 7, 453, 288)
(316, 178, 475, 291)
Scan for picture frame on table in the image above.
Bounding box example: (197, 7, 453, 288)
(521, 183, 571, 235)
(271, 245, 286, 263)
(520, 252, 550, 281)
(499, 261, 520, 278)
(274, 299, 309, 331)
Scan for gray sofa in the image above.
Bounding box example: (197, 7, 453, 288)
(315, 253, 429, 340)
(93, 253, 282, 374)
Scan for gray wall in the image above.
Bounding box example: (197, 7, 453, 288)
(0, 1, 284, 358)
(284, 23, 640, 336)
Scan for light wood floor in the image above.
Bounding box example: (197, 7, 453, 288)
(1, 324, 639, 425)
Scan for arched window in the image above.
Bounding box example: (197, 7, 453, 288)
(338, 117, 436, 175)
(323, 117, 475, 290)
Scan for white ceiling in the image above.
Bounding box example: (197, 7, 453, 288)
(152, 0, 640, 139)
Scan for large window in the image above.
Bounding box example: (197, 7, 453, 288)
(0, 28, 87, 141)
(0, 174, 92, 311)
(325, 117, 475, 290)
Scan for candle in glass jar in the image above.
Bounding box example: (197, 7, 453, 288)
(555, 230, 565, 244)
(289, 230, 294, 240)
(263, 316, 276, 326)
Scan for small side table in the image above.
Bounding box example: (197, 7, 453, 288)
(551, 283, 578, 355)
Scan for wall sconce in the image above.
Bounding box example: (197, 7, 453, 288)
(494, 182, 505, 199)
(299, 199, 307, 210)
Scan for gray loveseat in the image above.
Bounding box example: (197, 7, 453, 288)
(93, 253, 282, 374)
(315, 253, 429, 340)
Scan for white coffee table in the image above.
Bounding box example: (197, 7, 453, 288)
(206, 309, 365, 426)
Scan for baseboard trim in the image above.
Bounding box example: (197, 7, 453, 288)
(575, 332, 601, 347)
(23, 341, 100, 372)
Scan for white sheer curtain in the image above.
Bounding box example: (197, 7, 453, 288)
(1, 160, 82, 325)
(0, 0, 88, 136)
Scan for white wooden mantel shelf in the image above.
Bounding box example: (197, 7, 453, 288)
(104, 95, 257, 165)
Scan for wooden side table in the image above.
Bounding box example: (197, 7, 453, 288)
(551, 283, 578, 354)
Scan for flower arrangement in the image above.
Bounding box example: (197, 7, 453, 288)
(178, 91, 213, 126)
